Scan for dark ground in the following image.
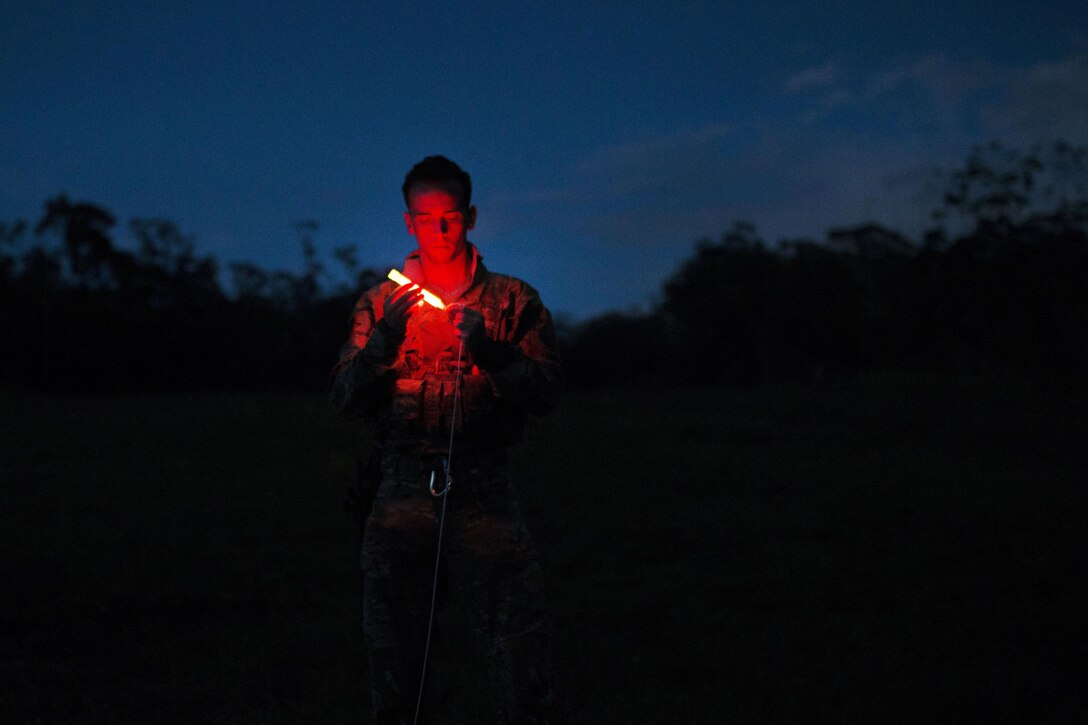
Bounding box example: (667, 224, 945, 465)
(1, 373, 1084, 723)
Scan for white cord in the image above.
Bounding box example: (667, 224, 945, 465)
(444, 339, 464, 487)
(413, 338, 463, 725)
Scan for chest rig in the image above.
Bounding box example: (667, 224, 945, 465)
(381, 275, 519, 452)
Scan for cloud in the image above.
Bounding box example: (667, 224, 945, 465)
(484, 123, 734, 212)
(582, 205, 742, 252)
(482, 122, 741, 242)
(784, 61, 840, 93)
(858, 51, 1088, 145)
(981, 53, 1088, 144)
(572, 123, 736, 200)
(787, 54, 999, 128)
(866, 53, 1000, 104)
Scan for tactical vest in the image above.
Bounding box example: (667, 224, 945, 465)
(378, 274, 526, 453)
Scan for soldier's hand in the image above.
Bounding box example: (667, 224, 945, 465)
(382, 283, 424, 334)
(448, 304, 488, 355)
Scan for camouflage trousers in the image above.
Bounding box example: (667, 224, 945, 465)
(360, 450, 563, 724)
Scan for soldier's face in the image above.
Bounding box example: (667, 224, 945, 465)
(404, 182, 476, 266)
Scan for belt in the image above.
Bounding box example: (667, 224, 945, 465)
(383, 447, 509, 482)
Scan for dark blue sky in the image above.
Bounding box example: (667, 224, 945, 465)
(2, 1, 1086, 319)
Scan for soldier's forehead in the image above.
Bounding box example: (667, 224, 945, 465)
(407, 181, 467, 206)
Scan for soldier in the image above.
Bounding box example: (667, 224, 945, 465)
(330, 155, 565, 724)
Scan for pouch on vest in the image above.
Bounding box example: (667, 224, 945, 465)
(461, 374, 495, 424)
(390, 378, 423, 421)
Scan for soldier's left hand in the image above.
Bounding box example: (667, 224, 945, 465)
(448, 304, 488, 355)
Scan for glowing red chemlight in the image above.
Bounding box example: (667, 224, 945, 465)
(387, 269, 446, 309)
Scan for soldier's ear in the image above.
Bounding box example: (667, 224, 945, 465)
(404, 210, 417, 237)
(466, 205, 476, 231)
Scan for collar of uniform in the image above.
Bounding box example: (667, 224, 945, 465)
(402, 241, 488, 304)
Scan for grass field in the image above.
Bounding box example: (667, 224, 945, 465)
(1, 374, 1084, 723)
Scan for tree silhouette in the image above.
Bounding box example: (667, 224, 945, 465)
(0, 221, 27, 284)
(661, 221, 785, 383)
(34, 195, 117, 286)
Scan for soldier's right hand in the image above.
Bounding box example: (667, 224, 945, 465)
(382, 283, 425, 334)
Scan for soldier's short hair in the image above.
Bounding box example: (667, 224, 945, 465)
(402, 155, 473, 209)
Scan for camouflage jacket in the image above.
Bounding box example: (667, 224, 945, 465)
(330, 245, 562, 453)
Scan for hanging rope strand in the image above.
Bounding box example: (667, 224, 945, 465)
(444, 339, 464, 486)
(413, 337, 464, 725)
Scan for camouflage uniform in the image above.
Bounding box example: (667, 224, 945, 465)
(330, 244, 564, 724)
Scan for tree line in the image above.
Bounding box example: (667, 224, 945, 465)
(0, 203, 377, 392)
(2, 141, 1085, 393)
(567, 141, 1088, 390)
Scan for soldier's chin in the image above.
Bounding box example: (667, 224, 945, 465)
(423, 247, 456, 263)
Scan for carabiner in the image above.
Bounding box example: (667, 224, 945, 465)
(429, 458, 452, 497)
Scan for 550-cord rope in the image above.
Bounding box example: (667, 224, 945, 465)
(413, 337, 463, 725)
